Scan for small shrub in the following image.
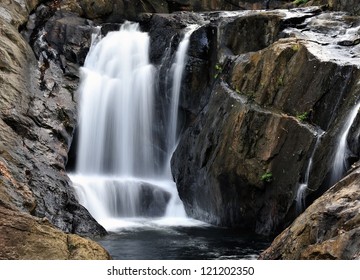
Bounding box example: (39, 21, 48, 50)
(292, 44, 300, 52)
(214, 63, 223, 79)
(261, 172, 273, 183)
(296, 112, 308, 122)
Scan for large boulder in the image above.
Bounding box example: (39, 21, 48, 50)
(172, 9, 360, 235)
(260, 162, 360, 259)
(0, 204, 110, 260)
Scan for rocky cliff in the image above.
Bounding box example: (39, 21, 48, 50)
(171, 7, 360, 240)
(1, 0, 360, 260)
(0, 0, 109, 259)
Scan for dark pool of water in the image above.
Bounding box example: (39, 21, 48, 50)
(97, 226, 270, 260)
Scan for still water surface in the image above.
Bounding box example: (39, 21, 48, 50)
(96, 220, 270, 260)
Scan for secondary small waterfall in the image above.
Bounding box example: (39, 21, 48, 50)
(70, 22, 197, 230)
(330, 102, 360, 185)
(164, 26, 198, 176)
(296, 132, 323, 214)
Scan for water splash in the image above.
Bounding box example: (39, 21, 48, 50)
(330, 102, 360, 185)
(70, 22, 199, 230)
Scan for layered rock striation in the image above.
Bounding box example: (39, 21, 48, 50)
(171, 8, 360, 237)
(0, 0, 108, 259)
(260, 163, 360, 259)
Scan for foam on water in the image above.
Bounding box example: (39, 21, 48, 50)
(71, 22, 200, 231)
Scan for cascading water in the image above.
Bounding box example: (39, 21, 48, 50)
(330, 102, 360, 185)
(296, 132, 323, 214)
(164, 25, 198, 177)
(75, 23, 155, 177)
(70, 22, 198, 230)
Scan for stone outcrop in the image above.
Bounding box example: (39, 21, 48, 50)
(306, 0, 360, 15)
(172, 80, 317, 234)
(58, 0, 294, 22)
(0, 204, 110, 260)
(0, 0, 108, 259)
(171, 8, 360, 235)
(0, 0, 42, 29)
(260, 162, 360, 259)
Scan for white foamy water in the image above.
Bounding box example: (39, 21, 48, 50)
(296, 132, 323, 214)
(70, 22, 199, 230)
(330, 103, 360, 185)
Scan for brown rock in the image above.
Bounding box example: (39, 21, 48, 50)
(0, 205, 110, 260)
(306, 1, 360, 15)
(60, 0, 113, 20)
(60, 0, 169, 22)
(260, 165, 360, 259)
(1, 0, 107, 260)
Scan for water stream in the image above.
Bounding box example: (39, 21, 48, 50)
(330, 102, 360, 185)
(70, 22, 199, 231)
(69, 22, 269, 259)
(296, 132, 323, 214)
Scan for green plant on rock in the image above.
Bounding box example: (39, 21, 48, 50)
(214, 63, 223, 79)
(261, 172, 273, 183)
(292, 43, 300, 52)
(296, 112, 309, 122)
(277, 76, 284, 87)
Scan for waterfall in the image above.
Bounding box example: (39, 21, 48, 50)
(75, 23, 155, 177)
(167, 26, 197, 152)
(330, 103, 360, 185)
(70, 22, 197, 230)
(164, 25, 199, 176)
(296, 132, 323, 214)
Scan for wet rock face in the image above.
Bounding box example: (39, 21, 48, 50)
(260, 163, 360, 260)
(171, 9, 360, 235)
(166, 0, 290, 11)
(58, 0, 293, 22)
(43, 12, 94, 66)
(308, 0, 360, 15)
(0, 1, 111, 259)
(172, 82, 317, 234)
(222, 13, 281, 55)
(0, 0, 106, 244)
(60, 0, 169, 22)
(138, 184, 171, 217)
(60, 0, 113, 20)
